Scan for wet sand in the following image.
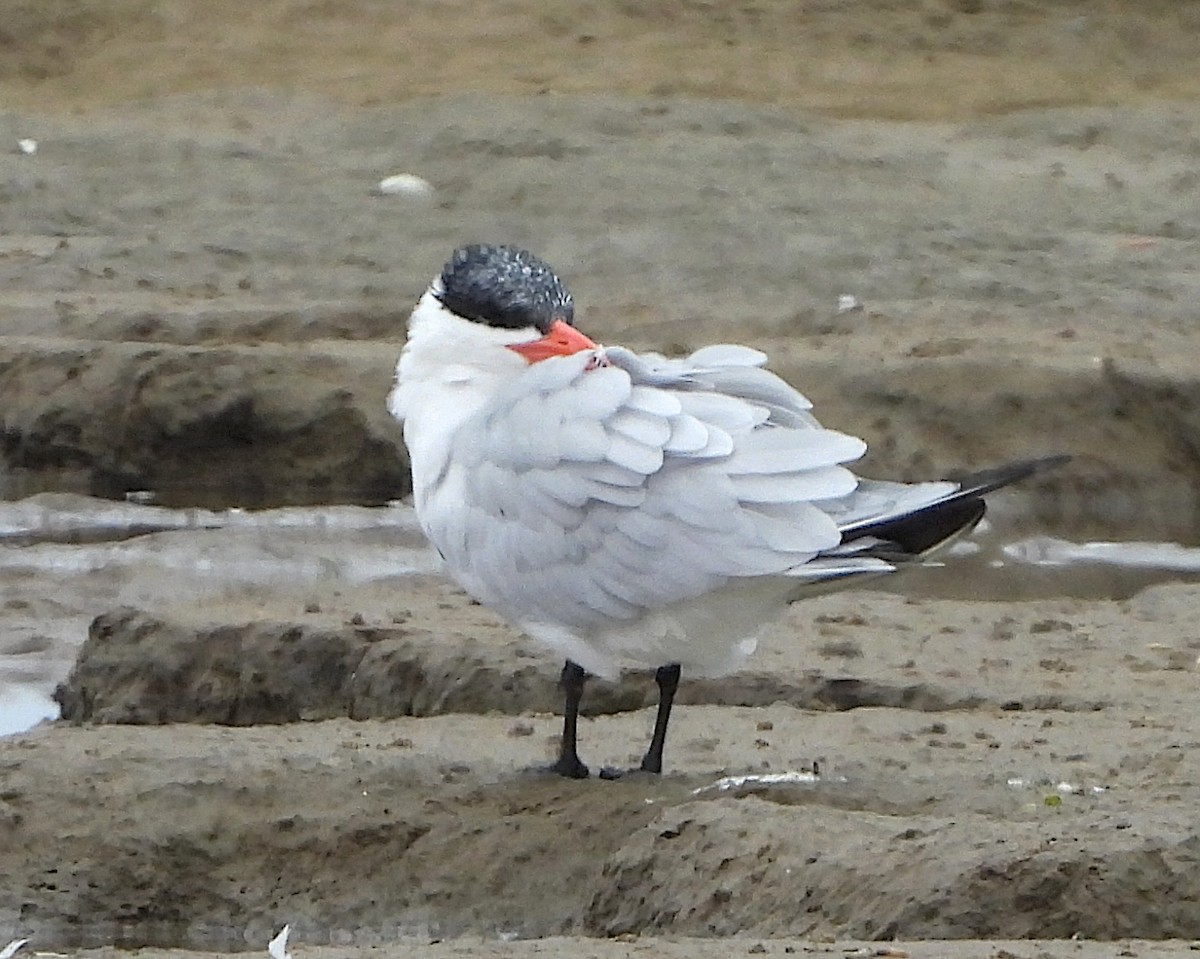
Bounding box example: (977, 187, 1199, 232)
(3, 0, 1200, 955)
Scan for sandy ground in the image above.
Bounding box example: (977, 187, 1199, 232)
(46, 942, 1200, 959)
(3, 1, 1200, 956)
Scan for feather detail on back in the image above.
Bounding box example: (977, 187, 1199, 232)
(414, 345, 865, 648)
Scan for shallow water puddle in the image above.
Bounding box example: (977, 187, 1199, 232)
(4, 495, 1198, 596)
(0, 497, 442, 736)
(889, 529, 1200, 602)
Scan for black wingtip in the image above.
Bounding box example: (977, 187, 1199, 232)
(947, 454, 1072, 500)
(851, 496, 988, 558)
(843, 454, 1070, 558)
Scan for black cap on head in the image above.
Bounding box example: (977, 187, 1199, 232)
(436, 244, 575, 334)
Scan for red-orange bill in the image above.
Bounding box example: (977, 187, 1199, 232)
(507, 320, 598, 363)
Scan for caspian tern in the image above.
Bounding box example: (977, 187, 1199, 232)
(389, 243, 1066, 779)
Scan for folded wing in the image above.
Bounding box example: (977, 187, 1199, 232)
(445, 346, 866, 630)
(441, 344, 1067, 631)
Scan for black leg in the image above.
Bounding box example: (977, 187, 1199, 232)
(549, 660, 590, 779)
(639, 663, 682, 774)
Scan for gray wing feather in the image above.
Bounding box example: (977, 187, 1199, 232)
(675, 392, 764, 433)
(606, 431, 664, 475)
(687, 343, 769, 367)
(821, 478, 959, 530)
(731, 468, 855, 503)
(626, 384, 683, 417)
(664, 414, 712, 454)
(609, 408, 673, 448)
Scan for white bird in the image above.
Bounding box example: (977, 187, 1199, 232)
(389, 244, 1066, 778)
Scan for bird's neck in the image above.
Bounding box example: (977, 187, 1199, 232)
(389, 293, 527, 508)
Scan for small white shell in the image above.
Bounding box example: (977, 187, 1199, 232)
(0, 940, 29, 959)
(376, 173, 435, 197)
(692, 770, 825, 794)
(836, 293, 862, 314)
(267, 925, 291, 959)
(17, 139, 37, 155)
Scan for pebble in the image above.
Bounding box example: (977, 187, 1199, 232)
(376, 173, 435, 197)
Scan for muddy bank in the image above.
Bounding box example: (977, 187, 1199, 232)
(2, 93, 1199, 524)
(0, 339, 406, 507)
(6, 675, 1199, 947)
(3, 579, 1196, 947)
